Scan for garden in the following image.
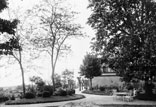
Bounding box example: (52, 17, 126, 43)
(1, 86, 85, 105)
(5, 88, 85, 105)
(0, 74, 85, 105)
(82, 82, 156, 101)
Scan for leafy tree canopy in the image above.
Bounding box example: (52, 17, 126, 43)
(80, 54, 101, 79)
(0, 0, 19, 55)
(88, 0, 156, 82)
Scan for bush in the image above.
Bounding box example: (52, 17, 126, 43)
(99, 86, 105, 91)
(67, 89, 74, 95)
(11, 95, 15, 100)
(0, 96, 9, 103)
(43, 85, 53, 96)
(136, 93, 156, 101)
(54, 88, 67, 96)
(37, 92, 42, 97)
(42, 91, 51, 98)
(24, 92, 35, 99)
(3, 96, 9, 101)
(60, 90, 67, 96)
(71, 89, 75, 95)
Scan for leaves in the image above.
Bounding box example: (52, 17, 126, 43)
(80, 54, 101, 79)
(88, 0, 156, 82)
(0, 0, 7, 12)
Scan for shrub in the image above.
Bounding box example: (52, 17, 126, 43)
(71, 89, 75, 95)
(37, 92, 42, 97)
(42, 91, 51, 98)
(136, 93, 156, 101)
(60, 90, 67, 96)
(54, 88, 67, 96)
(24, 92, 35, 99)
(0, 96, 9, 103)
(99, 86, 105, 91)
(4, 96, 9, 101)
(43, 85, 53, 96)
(27, 85, 36, 95)
(67, 89, 74, 95)
(11, 95, 15, 100)
(127, 85, 133, 90)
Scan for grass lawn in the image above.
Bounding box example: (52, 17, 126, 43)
(5, 94, 85, 105)
(82, 90, 111, 95)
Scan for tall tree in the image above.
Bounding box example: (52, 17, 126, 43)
(88, 0, 156, 91)
(0, 0, 21, 88)
(80, 54, 101, 90)
(31, 0, 83, 91)
(5, 4, 36, 95)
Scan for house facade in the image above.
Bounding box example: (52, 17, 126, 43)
(92, 64, 124, 88)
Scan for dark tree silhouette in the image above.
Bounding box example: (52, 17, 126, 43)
(88, 0, 156, 94)
(80, 54, 101, 90)
(0, 0, 19, 54)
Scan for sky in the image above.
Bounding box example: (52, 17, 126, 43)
(0, 0, 95, 87)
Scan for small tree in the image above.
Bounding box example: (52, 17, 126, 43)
(29, 76, 45, 92)
(54, 73, 62, 88)
(80, 54, 101, 90)
(62, 69, 74, 89)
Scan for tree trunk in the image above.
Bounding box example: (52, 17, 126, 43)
(51, 55, 56, 92)
(18, 51, 26, 96)
(20, 64, 26, 96)
(90, 78, 92, 90)
(13, 51, 26, 96)
(52, 69, 55, 91)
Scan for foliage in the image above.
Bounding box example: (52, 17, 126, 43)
(0, 0, 34, 96)
(0, 0, 20, 55)
(43, 85, 53, 96)
(99, 86, 105, 91)
(26, 85, 36, 95)
(54, 74, 62, 89)
(31, 0, 83, 91)
(88, 0, 156, 83)
(66, 89, 75, 95)
(0, 96, 9, 103)
(144, 81, 155, 96)
(136, 93, 156, 101)
(42, 91, 51, 98)
(80, 53, 101, 89)
(5, 94, 85, 105)
(53, 88, 67, 96)
(0, 0, 18, 35)
(126, 84, 134, 90)
(24, 92, 35, 99)
(10, 95, 15, 100)
(80, 54, 101, 79)
(62, 69, 75, 89)
(0, 0, 7, 12)
(29, 76, 45, 92)
(36, 92, 42, 97)
(60, 90, 67, 96)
